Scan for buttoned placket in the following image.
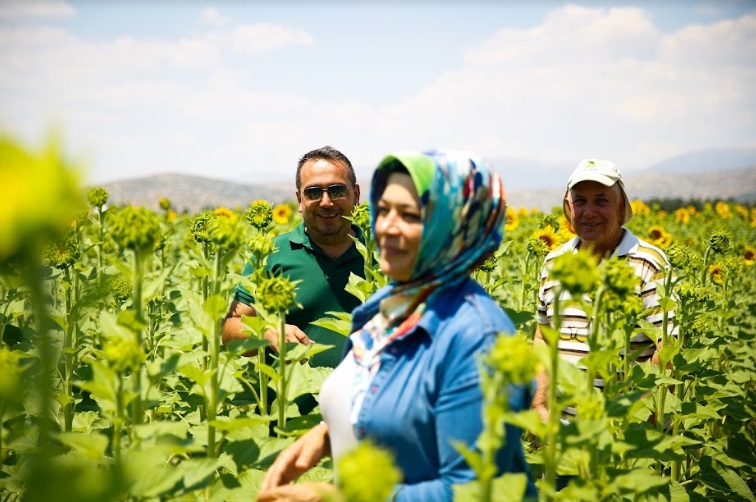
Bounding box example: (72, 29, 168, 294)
(354, 344, 399, 439)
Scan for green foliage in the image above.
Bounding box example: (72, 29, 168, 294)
(0, 163, 754, 502)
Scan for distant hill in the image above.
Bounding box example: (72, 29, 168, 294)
(487, 147, 756, 190)
(101, 173, 294, 213)
(506, 166, 756, 211)
(99, 167, 756, 214)
(644, 147, 756, 174)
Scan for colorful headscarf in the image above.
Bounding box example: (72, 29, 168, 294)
(347, 150, 506, 424)
(369, 149, 507, 322)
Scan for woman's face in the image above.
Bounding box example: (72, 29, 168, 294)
(374, 172, 423, 282)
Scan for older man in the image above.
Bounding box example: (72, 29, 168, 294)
(531, 159, 675, 421)
(222, 146, 365, 369)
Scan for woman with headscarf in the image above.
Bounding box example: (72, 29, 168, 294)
(258, 150, 536, 501)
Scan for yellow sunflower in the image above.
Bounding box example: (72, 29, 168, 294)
(557, 215, 575, 240)
(505, 207, 519, 232)
(531, 226, 560, 251)
(715, 201, 731, 219)
(273, 204, 293, 225)
(674, 207, 690, 224)
(648, 225, 672, 248)
(744, 246, 755, 266)
(709, 263, 724, 285)
(213, 206, 238, 222)
(166, 209, 178, 223)
(517, 206, 529, 218)
(630, 200, 651, 217)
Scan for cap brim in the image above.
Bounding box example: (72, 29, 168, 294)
(567, 172, 619, 190)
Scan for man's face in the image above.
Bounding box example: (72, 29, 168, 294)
(567, 181, 624, 255)
(296, 158, 360, 246)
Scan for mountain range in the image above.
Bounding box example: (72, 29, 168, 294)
(99, 148, 756, 213)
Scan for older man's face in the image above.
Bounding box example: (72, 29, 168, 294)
(567, 181, 625, 255)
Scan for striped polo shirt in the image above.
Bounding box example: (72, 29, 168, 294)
(537, 229, 676, 385)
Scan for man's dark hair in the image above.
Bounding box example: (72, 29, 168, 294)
(296, 146, 356, 190)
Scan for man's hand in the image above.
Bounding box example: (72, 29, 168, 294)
(222, 300, 312, 356)
(263, 324, 313, 353)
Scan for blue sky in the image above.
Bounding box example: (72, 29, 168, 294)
(1, 1, 754, 186)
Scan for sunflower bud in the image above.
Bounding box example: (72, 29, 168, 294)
(526, 237, 548, 258)
(103, 336, 145, 374)
(550, 250, 599, 296)
(158, 197, 172, 211)
(246, 200, 273, 230)
(350, 202, 371, 237)
(44, 232, 80, 269)
(248, 234, 275, 263)
(478, 252, 498, 273)
(110, 206, 161, 252)
(708, 230, 731, 254)
(110, 276, 132, 305)
(666, 244, 690, 270)
(87, 187, 109, 209)
(338, 441, 402, 502)
(257, 274, 297, 313)
(487, 333, 539, 385)
(190, 211, 211, 243)
(600, 257, 639, 297)
(207, 214, 244, 252)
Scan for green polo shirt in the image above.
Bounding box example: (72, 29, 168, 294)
(235, 223, 365, 368)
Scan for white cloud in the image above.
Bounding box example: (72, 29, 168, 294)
(0, 0, 74, 20)
(390, 6, 756, 168)
(0, 4, 753, 185)
(202, 6, 231, 27)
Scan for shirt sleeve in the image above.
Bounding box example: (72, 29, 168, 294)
(233, 261, 255, 306)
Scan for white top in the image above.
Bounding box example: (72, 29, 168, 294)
(319, 351, 359, 480)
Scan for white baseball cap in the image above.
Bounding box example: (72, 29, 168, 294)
(563, 159, 633, 224)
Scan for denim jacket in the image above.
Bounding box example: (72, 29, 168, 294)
(343, 277, 537, 501)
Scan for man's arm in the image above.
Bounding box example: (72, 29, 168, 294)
(531, 325, 550, 422)
(221, 299, 312, 355)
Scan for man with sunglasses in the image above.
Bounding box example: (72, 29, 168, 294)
(222, 146, 365, 369)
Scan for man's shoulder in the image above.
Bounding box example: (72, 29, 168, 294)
(272, 223, 305, 248)
(544, 237, 579, 263)
(620, 230, 670, 269)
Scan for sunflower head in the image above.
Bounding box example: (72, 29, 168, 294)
(272, 204, 293, 225)
(708, 263, 725, 285)
(714, 201, 731, 219)
(630, 200, 651, 217)
(213, 206, 238, 222)
(505, 206, 519, 232)
(743, 246, 755, 266)
(531, 226, 560, 252)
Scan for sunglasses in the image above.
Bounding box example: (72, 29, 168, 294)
(301, 184, 349, 202)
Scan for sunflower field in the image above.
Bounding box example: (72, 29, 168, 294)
(1, 137, 755, 501)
